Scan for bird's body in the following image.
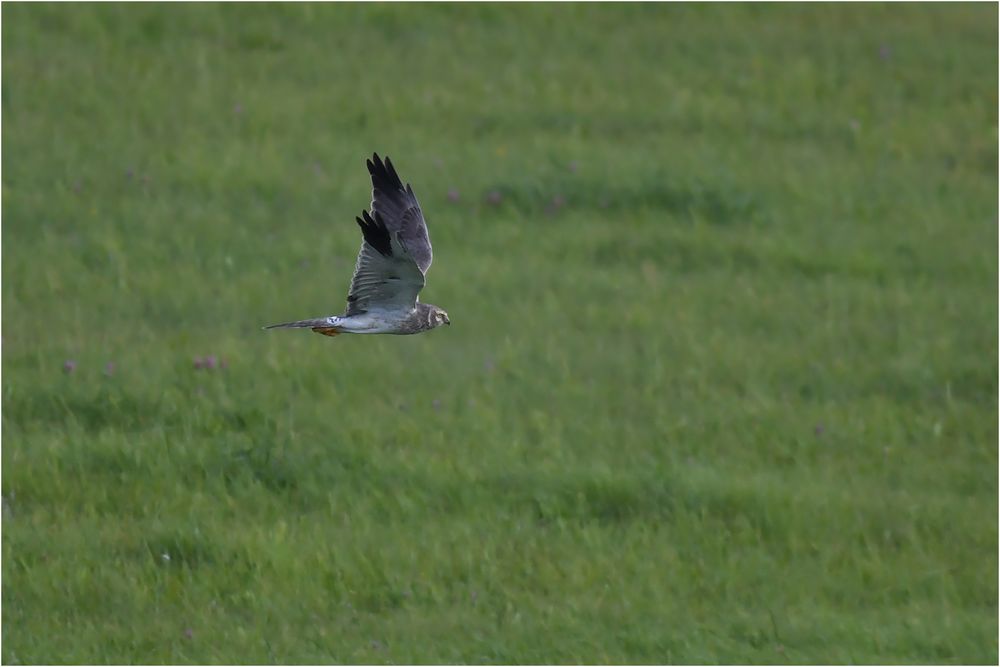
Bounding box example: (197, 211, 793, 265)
(265, 303, 445, 336)
(265, 154, 449, 337)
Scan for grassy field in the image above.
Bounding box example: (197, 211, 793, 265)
(2, 4, 997, 664)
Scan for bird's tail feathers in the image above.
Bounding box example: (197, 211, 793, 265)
(263, 317, 334, 330)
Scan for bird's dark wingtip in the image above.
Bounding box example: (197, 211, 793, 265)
(356, 209, 393, 256)
(385, 156, 401, 183)
(367, 152, 404, 191)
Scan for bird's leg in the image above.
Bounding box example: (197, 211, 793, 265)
(311, 327, 342, 337)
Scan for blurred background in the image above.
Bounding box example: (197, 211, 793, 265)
(2, 4, 997, 663)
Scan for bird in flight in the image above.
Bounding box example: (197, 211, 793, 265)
(265, 153, 449, 336)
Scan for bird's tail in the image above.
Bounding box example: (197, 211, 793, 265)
(263, 318, 342, 336)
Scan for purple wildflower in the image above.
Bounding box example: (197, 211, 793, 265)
(546, 194, 566, 216)
(63, 360, 77, 374)
(447, 189, 460, 202)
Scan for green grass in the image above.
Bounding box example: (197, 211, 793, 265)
(2, 3, 997, 663)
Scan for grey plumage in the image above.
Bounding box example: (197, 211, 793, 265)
(263, 317, 336, 330)
(345, 210, 426, 317)
(264, 153, 449, 337)
(366, 154, 433, 274)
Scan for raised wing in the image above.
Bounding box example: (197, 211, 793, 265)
(345, 210, 425, 316)
(367, 153, 433, 275)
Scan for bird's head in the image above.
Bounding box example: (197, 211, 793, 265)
(432, 306, 450, 328)
(419, 302, 450, 330)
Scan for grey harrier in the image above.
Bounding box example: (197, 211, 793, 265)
(265, 153, 449, 336)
